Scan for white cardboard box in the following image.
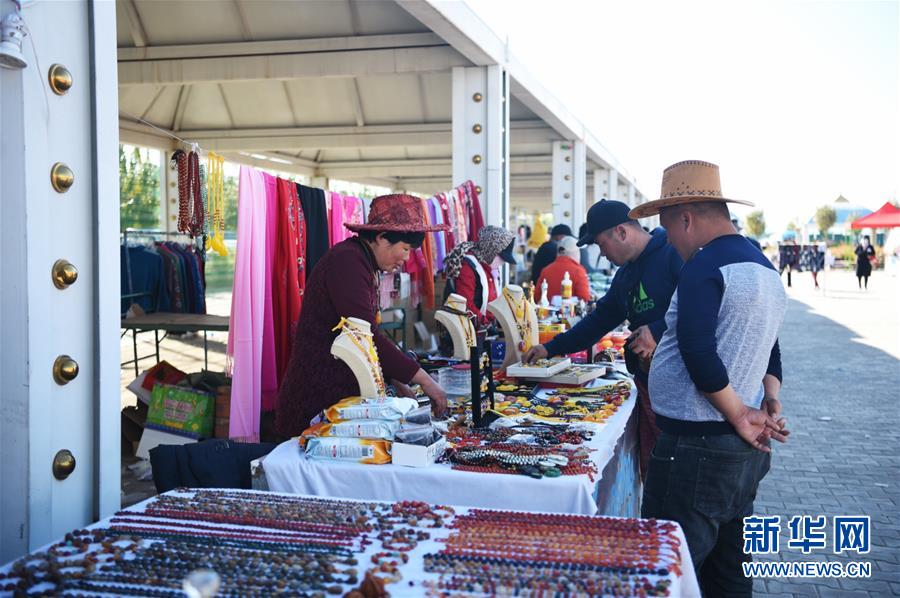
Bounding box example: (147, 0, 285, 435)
(506, 357, 572, 378)
(392, 435, 447, 467)
(136, 426, 197, 460)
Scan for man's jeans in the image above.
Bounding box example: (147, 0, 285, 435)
(641, 431, 771, 597)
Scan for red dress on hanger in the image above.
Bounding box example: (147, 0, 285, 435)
(273, 178, 306, 385)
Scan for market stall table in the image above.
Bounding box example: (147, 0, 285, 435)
(0, 489, 700, 597)
(121, 312, 229, 375)
(259, 377, 640, 516)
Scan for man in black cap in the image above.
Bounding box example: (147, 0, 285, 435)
(523, 200, 683, 480)
(530, 224, 573, 285)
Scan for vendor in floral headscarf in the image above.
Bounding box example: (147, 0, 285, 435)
(442, 225, 517, 327)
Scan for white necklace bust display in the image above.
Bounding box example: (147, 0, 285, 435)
(435, 293, 476, 360)
(331, 317, 385, 398)
(487, 284, 539, 367)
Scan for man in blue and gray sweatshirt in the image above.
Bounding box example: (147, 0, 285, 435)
(523, 200, 683, 480)
(631, 160, 789, 597)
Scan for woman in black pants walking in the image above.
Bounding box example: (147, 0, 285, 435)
(855, 235, 875, 289)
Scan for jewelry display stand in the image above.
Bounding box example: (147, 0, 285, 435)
(330, 317, 384, 398)
(469, 330, 495, 428)
(435, 293, 476, 361)
(487, 284, 539, 368)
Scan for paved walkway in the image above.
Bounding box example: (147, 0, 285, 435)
(754, 270, 900, 597)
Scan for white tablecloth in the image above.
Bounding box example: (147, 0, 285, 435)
(262, 380, 637, 515)
(1, 488, 700, 598)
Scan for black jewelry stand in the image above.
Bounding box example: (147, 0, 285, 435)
(469, 330, 496, 428)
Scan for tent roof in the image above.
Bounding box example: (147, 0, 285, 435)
(116, 0, 646, 209)
(851, 202, 900, 229)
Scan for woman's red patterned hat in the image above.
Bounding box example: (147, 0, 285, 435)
(345, 193, 448, 233)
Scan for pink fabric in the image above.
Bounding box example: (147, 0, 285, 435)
(326, 192, 337, 247)
(260, 173, 279, 412)
(344, 196, 364, 231)
(227, 166, 267, 442)
(330, 193, 365, 246)
(452, 191, 469, 244)
(329, 192, 345, 247)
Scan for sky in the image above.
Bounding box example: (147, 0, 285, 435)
(465, 0, 899, 233)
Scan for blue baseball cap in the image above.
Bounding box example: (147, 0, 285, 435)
(577, 200, 634, 246)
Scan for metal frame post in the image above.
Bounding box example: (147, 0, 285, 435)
(551, 140, 585, 231)
(452, 65, 509, 230)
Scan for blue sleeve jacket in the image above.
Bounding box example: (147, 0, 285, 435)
(544, 229, 683, 378)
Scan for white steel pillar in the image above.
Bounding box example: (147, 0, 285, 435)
(627, 183, 636, 208)
(0, 0, 120, 562)
(607, 168, 618, 201)
(573, 141, 587, 227)
(593, 169, 605, 204)
(452, 65, 509, 229)
(551, 141, 586, 231)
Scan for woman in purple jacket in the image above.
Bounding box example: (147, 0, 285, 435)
(275, 194, 448, 437)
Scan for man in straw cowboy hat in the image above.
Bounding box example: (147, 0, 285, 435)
(632, 160, 789, 596)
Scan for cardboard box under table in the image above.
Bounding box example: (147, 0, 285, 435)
(258, 378, 640, 517)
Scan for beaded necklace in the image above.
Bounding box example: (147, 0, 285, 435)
(174, 150, 204, 237)
(206, 151, 228, 256)
(332, 317, 386, 395)
(458, 313, 475, 348)
(175, 150, 189, 233)
(502, 287, 533, 352)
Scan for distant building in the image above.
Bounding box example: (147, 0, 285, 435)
(801, 195, 873, 243)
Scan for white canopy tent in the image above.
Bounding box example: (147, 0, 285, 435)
(116, 0, 652, 228)
(0, 0, 656, 562)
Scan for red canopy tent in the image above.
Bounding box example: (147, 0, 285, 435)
(850, 202, 900, 229)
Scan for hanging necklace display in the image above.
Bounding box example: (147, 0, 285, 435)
(332, 316, 386, 396)
(207, 151, 228, 256)
(174, 148, 204, 238)
(502, 287, 533, 352)
(175, 149, 189, 233)
(199, 164, 208, 235)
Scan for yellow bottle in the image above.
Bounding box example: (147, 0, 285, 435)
(561, 271, 572, 299)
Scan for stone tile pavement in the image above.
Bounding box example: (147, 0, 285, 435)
(753, 270, 900, 597)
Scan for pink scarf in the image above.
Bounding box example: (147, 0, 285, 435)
(226, 166, 267, 442)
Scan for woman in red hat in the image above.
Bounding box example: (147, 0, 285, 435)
(275, 194, 448, 437)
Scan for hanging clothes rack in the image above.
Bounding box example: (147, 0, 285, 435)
(121, 228, 194, 310)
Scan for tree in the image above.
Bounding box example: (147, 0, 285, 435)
(814, 205, 837, 241)
(744, 210, 766, 238)
(223, 174, 239, 234)
(119, 146, 160, 230)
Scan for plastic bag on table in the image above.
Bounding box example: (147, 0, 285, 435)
(300, 420, 399, 445)
(324, 396, 418, 422)
(394, 423, 435, 446)
(304, 437, 392, 464)
(401, 404, 432, 425)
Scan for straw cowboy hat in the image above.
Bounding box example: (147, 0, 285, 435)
(345, 193, 447, 233)
(629, 160, 754, 219)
